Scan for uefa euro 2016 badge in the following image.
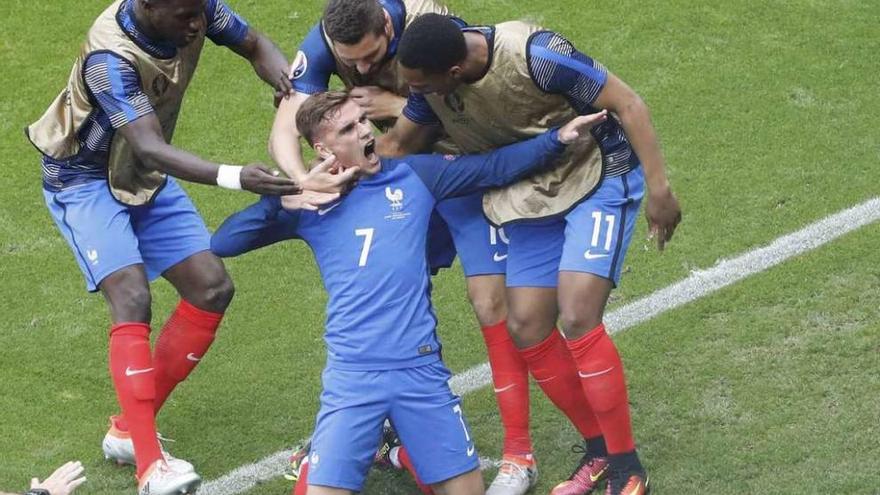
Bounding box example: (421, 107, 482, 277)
(384, 186, 410, 221)
(291, 51, 308, 80)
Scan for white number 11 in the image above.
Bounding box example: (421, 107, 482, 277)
(355, 228, 374, 267)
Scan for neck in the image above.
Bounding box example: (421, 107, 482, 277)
(459, 31, 491, 83)
(131, 0, 162, 41)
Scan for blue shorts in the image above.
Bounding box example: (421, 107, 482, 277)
(436, 192, 507, 277)
(44, 178, 211, 292)
(308, 362, 480, 491)
(506, 166, 644, 288)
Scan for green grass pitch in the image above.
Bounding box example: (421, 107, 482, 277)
(0, 0, 878, 493)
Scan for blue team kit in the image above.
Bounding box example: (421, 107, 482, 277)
(213, 131, 566, 489)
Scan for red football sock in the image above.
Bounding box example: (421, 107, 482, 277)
(391, 446, 433, 494)
(519, 330, 602, 439)
(109, 322, 162, 478)
(481, 320, 533, 456)
(292, 459, 308, 495)
(152, 299, 223, 412)
(567, 324, 635, 454)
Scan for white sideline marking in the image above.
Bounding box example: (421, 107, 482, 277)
(199, 197, 880, 494)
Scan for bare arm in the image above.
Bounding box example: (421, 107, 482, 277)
(118, 113, 300, 195)
(268, 91, 310, 181)
(377, 114, 442, 157)
(228, 27, 293, 100)
(594, 74, 681, 249)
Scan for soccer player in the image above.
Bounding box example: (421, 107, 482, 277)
(211, 91, 608, 495)
(25, 0, 347, 493)
(271, 2, 539, 490)
(380, 14, 683, 495)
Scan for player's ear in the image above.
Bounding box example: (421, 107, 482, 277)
(383, 11, 393, 38)
(314, 142, 331, 159)
(449, 65, 463, 81)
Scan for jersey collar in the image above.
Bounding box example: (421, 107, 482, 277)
(116, 0, 178, 59)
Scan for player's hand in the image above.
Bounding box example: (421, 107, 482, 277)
(299, 154, 360, 194)
(240, 164, 301, 196)
(645, 184, 681, 251)
(273, 78, 294, 107)
(350, 86, 406, 120)
(557, 110, 609, 145)
(281, 190, 341, 211)
(31, 461, 86, 495)
(252, 51, 293, 106)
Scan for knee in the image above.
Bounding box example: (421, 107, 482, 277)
(201, 272, 235, 312)
(506, 311, 550, 348)
(108, 284, 152, 323)
(558, 309, 603, 339)
(468, 291, 507, 327)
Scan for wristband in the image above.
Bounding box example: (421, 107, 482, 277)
(25, 490, 51, 495)
(216, 165, 243, 190)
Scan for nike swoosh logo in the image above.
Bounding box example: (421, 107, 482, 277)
(535, 376, 556, 383)
(186, 353, 202, 362)
(578, 367, 614, 378)
(590, 466, 608, 482)
(493, 252, 507, 262)
(125, 367, 154, 377)
(317, 202, 340, 216)
(466, 444, 475, 457)
(624, 481, 642, 495)
(493, 384, 516, 393)
(584, 250, 610, 260)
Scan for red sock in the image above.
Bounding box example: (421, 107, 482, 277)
(519, 330, 602, 439)
(292, 459, 309, 495)
(567, 324, 635, 454)
(392, 447, 433, 494)
(152, 299, 223, 412)
(109, 322, 162, 478)
(481, 320, 532, 455)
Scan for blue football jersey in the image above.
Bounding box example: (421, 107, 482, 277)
(212, 130, 565, 370)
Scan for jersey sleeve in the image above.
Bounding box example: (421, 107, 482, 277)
(83, 52, 154, 129)
(406, 129, 566, 200)
(211, 195, 302, 258)
(290, 23, 339, 94)
(527, 30, 608, 113)
(205, 0, 249, 46)
(401, 92, 441, 126)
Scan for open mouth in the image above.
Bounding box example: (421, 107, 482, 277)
(363, 139, 376, 158)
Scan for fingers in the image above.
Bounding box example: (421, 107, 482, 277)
(69, 475, 87, 491)
(307, 192, 341, 207)
(31, 478, 40, 488)
(310, 154, 338, 174)
(262, 183, 302, 195)
(64, 461, 85, 482)
(334, 166, 359, 182)
(277, 72, 293, 94)
(578, 109, 608, 128)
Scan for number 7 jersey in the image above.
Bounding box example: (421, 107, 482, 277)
(212, 131, 566, 371)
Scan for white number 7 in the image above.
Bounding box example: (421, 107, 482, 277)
(355, 228, 374, 267)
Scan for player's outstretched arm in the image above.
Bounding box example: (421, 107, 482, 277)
(413, 111, 607, 200)
(211, 196, 301, 258)
(118, 113, 300, 196)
